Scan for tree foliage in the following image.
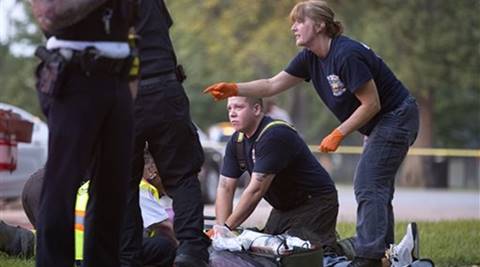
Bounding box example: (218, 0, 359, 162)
(168, 0, 479, 147)
(0, 0, 42, 117)
(346, 0, 480, 147)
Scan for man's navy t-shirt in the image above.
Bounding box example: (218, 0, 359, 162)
(285, 35, 409, 135)
(221, 116, 336, 210)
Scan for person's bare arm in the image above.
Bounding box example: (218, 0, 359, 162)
(31, 0, 108, 32)
(224, 172, 274, 229)
(337, 79, 381, 136)
(215, 175, 238, 225)
(237, 71, 304, 98)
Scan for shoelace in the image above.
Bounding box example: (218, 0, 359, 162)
(386, 244, 404, 267)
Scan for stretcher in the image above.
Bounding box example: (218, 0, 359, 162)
(205, 215, 324, 267)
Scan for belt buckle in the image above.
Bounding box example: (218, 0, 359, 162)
(77, 47, 100, 76)
(58, 48, 73, 61)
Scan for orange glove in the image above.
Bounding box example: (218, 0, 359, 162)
(205, 228, 215, 239)
(319, 128, 345, 153)
(205, 224, 232, 239)
(203, 82, 238, 101)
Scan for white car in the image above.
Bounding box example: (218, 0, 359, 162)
(0, 103, 48, 200)
(196, 126, 224, 204)
(0, 106, 226, 205)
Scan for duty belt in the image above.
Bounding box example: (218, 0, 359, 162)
(67, 49, 131, 77)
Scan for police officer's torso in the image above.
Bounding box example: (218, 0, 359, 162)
(136, 0, 176, 79)
(222, 117, 336, 210)
(48, 0, 134, 42)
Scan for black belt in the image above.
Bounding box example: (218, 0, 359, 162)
(68, 50, 131, 77)
(140, 72, 178, 87)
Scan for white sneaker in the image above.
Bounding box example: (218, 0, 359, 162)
(388, 222, 419, 267)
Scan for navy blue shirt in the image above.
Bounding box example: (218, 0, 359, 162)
(221, 117, 336, 210)
(285, 35, 409, 135)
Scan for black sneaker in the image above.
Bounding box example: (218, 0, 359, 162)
(338, 236, 356, 260)
(174, 254, 209, 267)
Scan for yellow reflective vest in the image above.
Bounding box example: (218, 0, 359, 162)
(74, 180, 161, 260)
(74, 182, 89, 260)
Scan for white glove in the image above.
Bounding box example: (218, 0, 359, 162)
(211, 224, 242, 252)
(212, 224, 235, 238)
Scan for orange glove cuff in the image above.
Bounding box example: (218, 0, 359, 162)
(331, 128, 345, 139)
(224, 82, 238, 96)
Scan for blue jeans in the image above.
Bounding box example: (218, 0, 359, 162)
(354, 96, 419, 259)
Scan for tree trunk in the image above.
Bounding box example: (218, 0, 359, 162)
(287, 88, 309, 133)
(399, 89, 436, 187)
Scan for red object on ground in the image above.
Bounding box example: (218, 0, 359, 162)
(0, 108, 33, 171)
(0, 109, 33, 143)
(0, 133, 17, 171)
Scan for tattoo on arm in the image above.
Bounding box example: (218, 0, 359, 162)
(31, 0, 108, 32)
(255, 173, 269, 183)
(219, 177, 230, 188)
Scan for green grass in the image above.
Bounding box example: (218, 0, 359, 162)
(0, 253, 33, 267)
(1, 220, 479, 267)
(337, 220, 480, 267)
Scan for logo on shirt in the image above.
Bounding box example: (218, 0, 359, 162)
(327, 74, 346, 96)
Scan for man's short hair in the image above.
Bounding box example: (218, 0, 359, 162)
(245, 97, 263, 110)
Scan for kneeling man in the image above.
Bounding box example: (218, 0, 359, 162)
(215, 96, 340, 254)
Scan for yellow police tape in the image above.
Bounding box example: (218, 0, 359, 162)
(308, 145, 480, 157)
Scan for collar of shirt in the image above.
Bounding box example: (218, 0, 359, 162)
(244, 116, 273, 143)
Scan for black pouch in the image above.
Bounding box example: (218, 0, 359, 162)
(249, 247, 324, 267)
(175, 64, 187, 83)
(34, 46, 68, 97)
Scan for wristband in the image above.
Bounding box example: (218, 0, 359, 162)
(224, 223, 232, 230)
